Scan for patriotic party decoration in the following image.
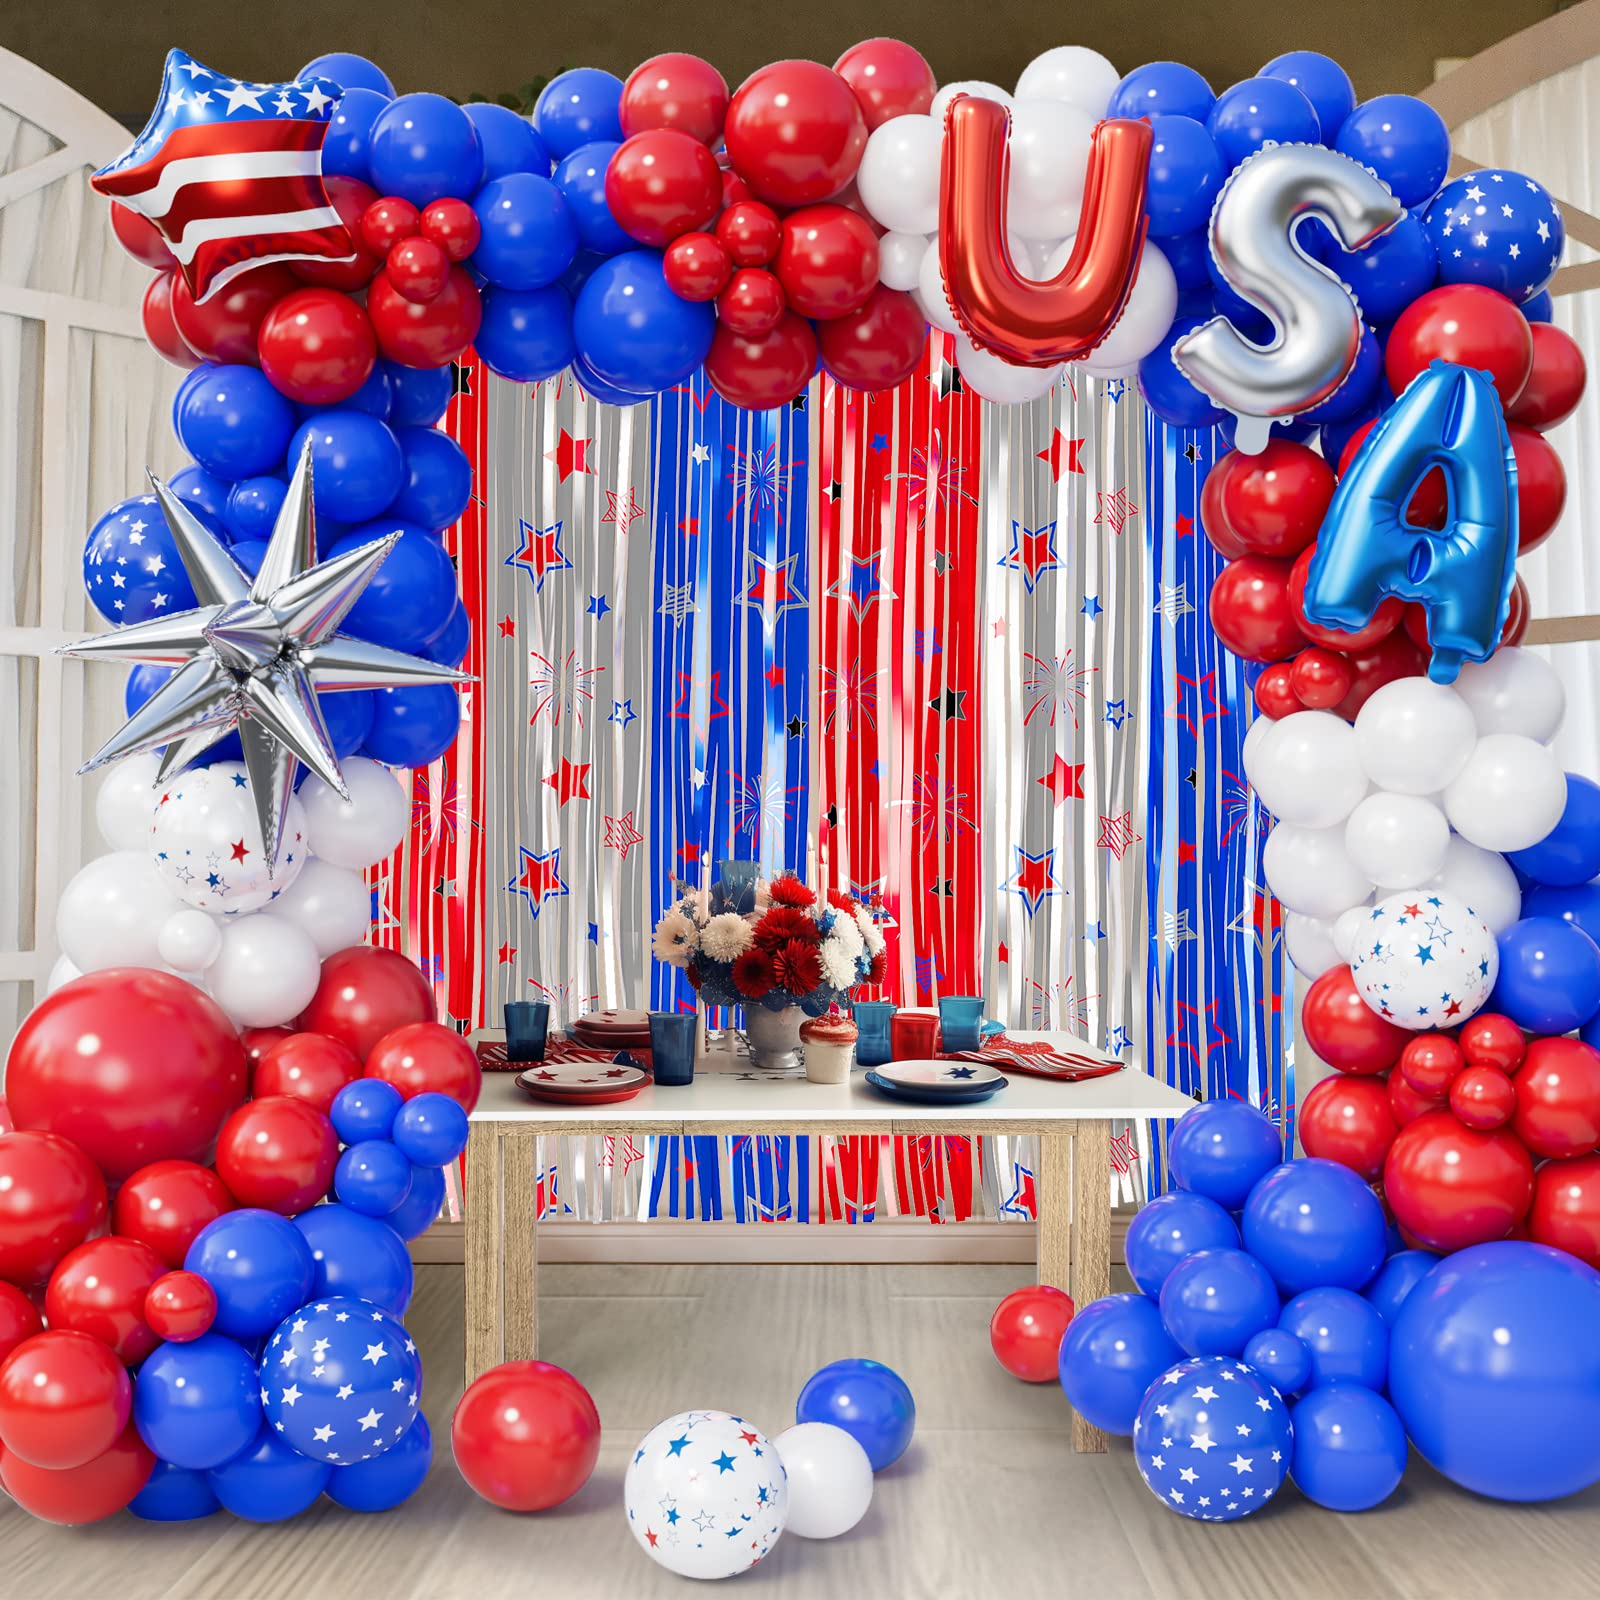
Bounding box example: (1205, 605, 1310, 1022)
(1423, 169, 1566, 304)
(1348, 891, 1497, 1030)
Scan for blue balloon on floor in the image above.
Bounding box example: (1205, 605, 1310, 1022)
(534, 68, 625, 161)
(1279, 1286, 1388, 1390)
(299, 52, 394, 97)
(322, 87, 389, 183)
(290, 412, 404, 525)
(554, 142, 635, 254)
(476, 285, 576, 383)
(1107, 60, 1215, 123)
(1208, 76, 1321, 168)
(1335, 94, 1451, 209)
(1510, 775, 1600, 888)
(1059, 1293, 1184, 1436)
(208, 1425, 332, 1522)
(129, 1460, 222, 1522)
(335, 1139, 414, 1217)
(327, 1413, 433, 1511)
(465, 102, 550, 180)
(1168, 1100, 1283, 1211)
(1260, 50, 1356, 144)
(369, 93, 484, 206)
(385, 361, 453, 428)
(1159, 1248, 1280, 1358)
(390, 426, 472, 530)
(1363, 1249, 1436, 1325)
(1243, 1327, 1312, 1396)
(1242, 1159, 1388, 1295)
(1291, 1383, 1408, 1510)
(186, 1209, 317, 1341)
(1125, 1189, 1241, 1297)
(134, 1333, 263, 1470)
(325, 521, 458, 651)
(573, 251, 715, 395)
(796, 1359, 915, 1471)
(1490, 916, 1600, 1035)
(294, 1202, 415, 1316)
(177, 365, 297, 481)
(384, 1162, 446, 1242)
(393, 1092, 470, 1167)
(332, 1079, 404, 1145)
(363, 684, 461, 768)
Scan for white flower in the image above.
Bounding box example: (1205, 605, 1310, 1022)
(830, 911, 865, 961)
(652, 908, 698, 968)
(701, 912, 753, 962)
(819, 933, 859, 991)
(855, 907, 886, 957)
(677, 888, 710, 923)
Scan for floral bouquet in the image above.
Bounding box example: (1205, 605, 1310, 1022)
(652, 868, 888, 1015)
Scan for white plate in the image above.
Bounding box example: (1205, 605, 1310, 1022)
(873, 1059, 1008, 1091)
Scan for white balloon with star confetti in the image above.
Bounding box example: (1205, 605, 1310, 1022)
(624, 1409, 788, 1580)
(1348, 889, 1498, 1031)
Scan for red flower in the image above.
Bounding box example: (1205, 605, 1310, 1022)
(867, 951, 888, 985)
(732, 949, 775, 998)
(773, 938, 823, 996)
(769, 873, 816, 908)
(685, 961, 703, 991)
(753, 905, 814, 951)
(827, 889, 859, 916)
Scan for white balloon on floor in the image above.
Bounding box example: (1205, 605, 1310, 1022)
(94, 750, 162, 851)
(1452, 646, 1566, 742)
(1263, 822, 1374, 918)
(1014, 45, 1122, 114)
(1245, 711, 1368, 828)
(1442, 734, 1568, 853)
(855, 114, 941, 235)
(157, 907, 224, 972)
(299, 758, 409, 869)
(57, 850, 184, 972)
(263, 856, 373, 957)
(773, 1422, 874, 1539)
(1353, 679, 1477, 796)
(205, 912, 322, 1027)
(1343, 793, 1450, 889)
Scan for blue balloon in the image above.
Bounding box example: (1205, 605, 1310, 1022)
(1260, 51, 1356, 145)
(465, 102, 551, 180)
(1318, 397, 1388, 470)
(1208, 77, 1321, 169)
(129, 1460, 222, 1521)
(228, 539, 268, 578)
(1523, 289, 1554, 323)
(559, 247, 610, 301)
(123, 665, 243, 764)
(186, 1210, 317, 1340)
(1242, 1159, 1389, 1295)
(332, 1079, 404, 1145)
(290, 412, 404, 524)
(570, 350, 653, 407)
(1491, 915, 1600, 1034)
(553, 142, 635, 254)
(1424, 168, 1564, 302)
(534, 68, 625, 161)
(327, 1411, 432, 1510)
(1320, 211, 1437, 326)
(1300, 325, 1382, 425)
(168, 464, 232, 530)
(1107, 61, 1215, 123)
(385, 361, 453, 427)
(393, 1092, 470, 1167)
(1159, 230, 1212, 292)
(1059, 1293, 1184, 1435)
(1125, 1189, 1241, 1297)
(84, 494, 197, 625)
(1144, 116, 1224, 239)
(299, 53, 394, 97)
(293, 1203, 414, 1315)
(418, 601, 470, 669)
(325, 521, 457, 651)
(1363, 1248, 1437, 1325)
(1168, 1100, 1283, 1210)
(134, 1334, 263, 1469)
(337, 361, 395, 420)
(1140, 316, 1227, 429)
(1278, 1286, 1388, 1389)
(363, 684, 461, 768)
(172, 364, 215, 436)
(1335, 95, 1451, 210)
(322, 87, 390, 182)
(1509, 774, 1600, 888)
(369, 92, 484, 207)
(1243, 1327, 1313, 1395)
(226, 475, 288, 541)
(390, 426, 472, 530)
(573, 250, 715, 394)
(384, 1162, 446, 1241)
(335, 1139, 414, 1216)
(177, 365, 296, 481)
(208, 1424, 331, 1522)
(1291, 1383, 1408, 1510)
(471, 173, 579, 290)
(1521, 879, 1600, 941)
(1159, 1247, 1280, 1357)
(321, 688, 376, 758)
(796, 1358, 915, 1471)
(476, 285, 576, 382)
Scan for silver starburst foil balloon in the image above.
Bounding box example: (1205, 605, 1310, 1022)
(60, 438, 470, 869)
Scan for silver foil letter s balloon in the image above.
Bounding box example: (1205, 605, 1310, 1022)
(1174, 144, 1403, 452)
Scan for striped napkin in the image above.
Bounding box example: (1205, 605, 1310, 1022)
(940, 1034, 1126, 1082)
(476, 1038, 651, 1074)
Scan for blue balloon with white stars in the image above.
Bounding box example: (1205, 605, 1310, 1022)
(260, 1297, 422, 1467)
(1424, 168, 1564, 303)
(84, 494, 198, 626)
(1133, 1354, 1294, 1521)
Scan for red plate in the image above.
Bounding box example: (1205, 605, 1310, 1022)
(514, 1075, 646, 1106)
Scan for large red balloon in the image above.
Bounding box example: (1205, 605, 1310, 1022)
(6, 969, 247, 1183)
(1299, 1073, 1399, 1180)
(1385, 284, 1533, 408)
(0, 1283, 41, 1368)
(1289, 541, 1404, 653)
(988, 1284, 1075, 1383)
(776, 204, 880, 319)
(142, 272, 201, 369)
(1332, 626, 1426, 721)
(44, 1238, 165, 1366)
(1459, 1011, 1527, 1075)
(290, 175, 381, 290)
(1208, 555, 1307, 662)
(0, 1329, 130, 1470)
(111, 1160, 235, 1271)
(1527, 1152, 1600, 1268)
(1211, 440, 1334, 559)
(170, 264, 297, 366)
(833, 38, 938, 129)
(257, 286, 377, 405)
(451, 1360, 601, 1511)
(1507, 321, 1587, 432)
(0, 1131, 108, 1289)
(1301, 965, 1407, 1075)
(365, 1022, 482, 1113)
(1383, 1109, 1535, 1253)
(620, 52, 731, 146)
(298, 946, 437, 1062)
(605, 129, 723, 248)
(254, 1031, 363, 1116)
(818, 285, 926, 391)
(1512, 1037, 1600, 1159)
(110, 202, 176, 270)
(1198, 466, 1249, 560)
(214, 1097, 340, 1215)
(144, 1271, 217, 1344)
(1398, 1032, 1465, 1098)
(723, 60, 869, 209)
(705, 312, 818, 409)
(1508, 422, 1567, 554)
(367, 265, 482, 368)
(0, 1416, 153, 1524)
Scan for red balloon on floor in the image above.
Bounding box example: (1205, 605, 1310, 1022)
(452, 1360, 601, 1511)
(1512, 1037, 1600, 1159)
(143, 1272, 218, 1343)
(0, 1329, 130, 1471)
(365, 1022, 482, 1112)
(254, 1031, 363, 1116)
(1299, 1074, 1399, 1180)
(1383, 1109, 1535, 1253)
(1527, 1152, 1600, 1268)
(989, 1285, 1076, 1382)
(833, 38, 938, 128)
(111, 1160, 235, 1271)
(44, 1238, 165, 1366)
(298, 946, 437, 1062)
(1384, 284, 1533, 408)
(214, 1097, 340, 1215)
(0, 1131, 108, 1290)
(1301, 965, 1408, 1075)
(0, 1416, 153, 1525)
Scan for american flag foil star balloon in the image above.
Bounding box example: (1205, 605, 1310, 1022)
(91, 48, 356, 301)
(58, 439, 469, 870)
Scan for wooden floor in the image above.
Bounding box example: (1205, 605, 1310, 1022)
(7, 1262, 1600, 1600)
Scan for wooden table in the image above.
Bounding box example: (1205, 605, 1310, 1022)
(463, 1040, 1195, 1453)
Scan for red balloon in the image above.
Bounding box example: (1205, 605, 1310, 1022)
(1385, 284, 1533, 409)
(1199, 467, 1249, 559)
(1508, 422, 1567, 554)
(141, 272, 200, 368)
(254, 1031, 362, 1116)
(0, 1094, 11, 1135)
(257, 286, 377, 405)
(111, 1160, 235, 1271)
(1399, 1032, 1465, 1097)
(0, 1330, 129, 1470)
(7, 969, 246, 1183)
(367, 265, 482, 368)
(1459, 1011, 1527, 1075)
(663, 231, 732, 302)
(715, 201, 783, 267)
(1528, 1152, 1600, 1268)
(716, 267, 786, 336)
(1384, 1109, 1534, 1252)
(298, 946, 437, 1062)
(291, 175, 381, 290)
(1508, 322, 1587, 432)
(705, 311, 818, 409)
(1299, 1073, 1399, 1180)
(818, 285, 926, 391)
(1253, 662, 1302, 720)
(143, 1271, 217, 1343)
(833, 38, 938, 130)
(365, 1022, 482, 1112)
(1332, 626, 1426, 720)
(1512, 1036, 1600, 1159)
(724, 60, 868, 209)
(1289, 541, 1404, 653)
(775, 204, 879, 319)
(214, 1097, 340, 1215)
(1211, 440, 1334, 559)
(386, 236, 451, 303)
(605, 129, 723, 248)
(0, 1416, 153, 1525)
(1503, 574, 1532, 646)
(0, 1132, 108, 1290)
(989, 1285, 1075, 1382)
(44, 1238, 164, 1366)
(1289, 647, 1353, 710)
(621, 52, 731, 146)
(110, 202, 176, 270)
(241, 1025, 296, 1071)
(1208, 555, 1307, 662)
(170, 264, 296, 366)
(1387, 1069, 1446, 1127)
(1302, 965, 1407, 1075)
(1338, 420, 1447, 529)
(1450, 1063, 1517, 1130)
(451, 1360, 601, 1511)
(361, 196, 422, 255)
(420, 197, 482, 263)
(720, 168, 752, 209)
(0, 1283, 42, 1368)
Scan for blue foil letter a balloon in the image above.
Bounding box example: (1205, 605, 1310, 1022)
(1305, 359, 1517, 683)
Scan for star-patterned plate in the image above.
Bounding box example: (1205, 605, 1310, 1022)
(515, 1063, 649, 1105)
(864, 1067, 1009, 1105)
(874, 1060, 1009, 1092)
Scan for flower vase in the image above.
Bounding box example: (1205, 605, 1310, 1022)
(743, 1004, 805, 1072)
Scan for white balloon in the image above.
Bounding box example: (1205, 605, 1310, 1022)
(1350, 891, 1498, 1030)
(205, 913, 322, 1028)
(95, 752, 162, 852)
(929, 80, 1012, 125)
(955, 335, 1062, 404)
(1285, 912, 1342, 979)
(1242, 713, 1276, 773)
(918, 232, 1049, 333)
(46, 953, 82, 995)
(299, 758, 409, 869)
(1045, 237, 1177, 371)
(772, 1422, 874, 1539)
(1014, 46, 1122, 114)
(878, 230, 927, 291)
(1247, 711, 1368, 828)
(1004, 99, 1095, 241)
(856, 114, 942, 235)
(1427, 833, 1523, 935)
(57, 851, 185, 972)
(157, 908, 224, 972)
(1452, 647, 1566, 743)
(1343, 792, 1449, 889)
(262, 856, 373, 958)
(1353, 678, 1477, 795)
(1332, 903, 1375, 962)
(1442, 733, 1568, 853)
(1263, 822, 1374, 918)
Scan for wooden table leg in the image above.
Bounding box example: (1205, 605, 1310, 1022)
(502, 1131, 540, 1363)
(1070, 1119, 1113, 1454)
(1035, 1132, 1072, 1294)
(464, 1121, 503, 1388)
